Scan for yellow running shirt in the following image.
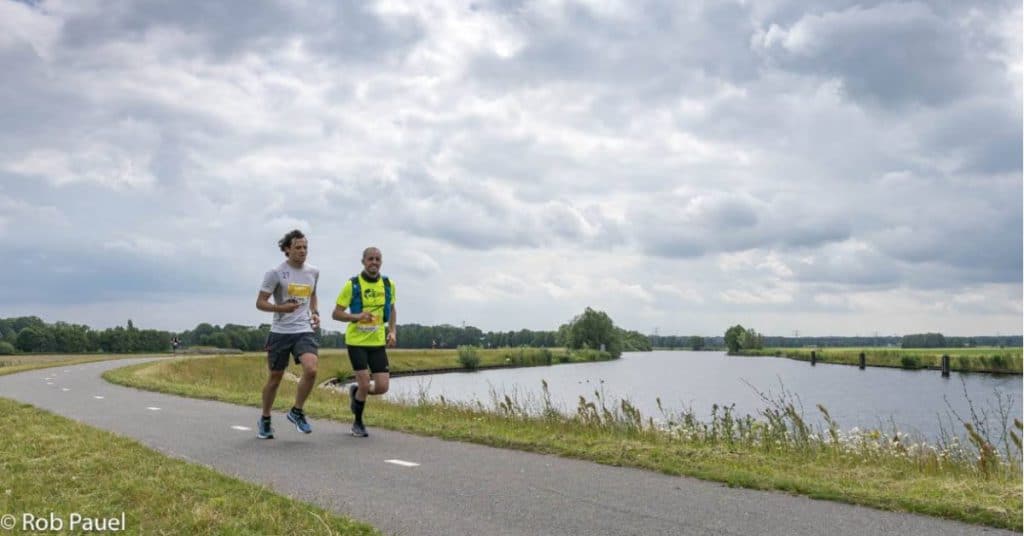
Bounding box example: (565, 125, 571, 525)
(336, 275, 396, 347)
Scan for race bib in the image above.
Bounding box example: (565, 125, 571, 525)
(287, 283, 313, 304)
(356, 313, 379, 333)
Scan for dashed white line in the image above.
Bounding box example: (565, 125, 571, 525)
(146, 407, 161, 411)
(93, 396, 105, 400)
(385, 459, 420, 468)
(231, 425, 252, 431)
(61, 388, 70, 392)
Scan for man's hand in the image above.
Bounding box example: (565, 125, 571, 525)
(386, 329, 397, 348)
(279, 301, 301, 313)
(310, 312, 321, 330)
(356, 312, 375, 323)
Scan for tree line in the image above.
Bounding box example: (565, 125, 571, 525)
(0, 308, 652, 356)
(0, 317, 172, 354)
(3, 315, 1018, 355)
(723, 326, 1022, 353)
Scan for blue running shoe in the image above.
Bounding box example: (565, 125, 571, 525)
(351, 421, 368, 437)
(257, 417, 274, 439)
(287, 408, 312, 434)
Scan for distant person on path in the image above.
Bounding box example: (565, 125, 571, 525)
(255, 229, 320, 439)
(332, 246, 397, 437)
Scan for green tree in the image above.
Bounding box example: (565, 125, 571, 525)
(724, 325, 746, 353)
(566, 307, 622, 357)
(688, 336, 705, 350)
(740, 328, 763, 350)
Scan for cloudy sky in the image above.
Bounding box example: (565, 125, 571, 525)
(1, 0, 1020, 336)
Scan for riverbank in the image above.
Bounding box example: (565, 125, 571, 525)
(734, 347, 1022, 374)
(104, 352, 1022, 530)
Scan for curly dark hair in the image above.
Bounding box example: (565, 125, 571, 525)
(278, 229, 306, 253)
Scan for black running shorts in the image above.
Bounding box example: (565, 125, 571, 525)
(265, 332, 319, 371)
(347, 345, 389, 373)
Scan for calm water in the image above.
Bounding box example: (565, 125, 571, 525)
(385, 351, 1023, 442)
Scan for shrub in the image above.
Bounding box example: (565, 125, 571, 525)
(457, 345, 481, 370)
(900, 356, 921, 369)
(991, 354, 1008, 370)
(0, 342, 14, 355)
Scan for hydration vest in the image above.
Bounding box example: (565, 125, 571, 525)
(349, 275, 392, 322)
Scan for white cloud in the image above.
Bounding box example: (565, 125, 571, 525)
(0, 0, 1018, 336)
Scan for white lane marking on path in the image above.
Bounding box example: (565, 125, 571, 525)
(94, 396, 105, 399)
(44, 377, 53, 381)
(231, 426, 252, 431)
(146, 407, 161, 411)
(385, 459, 420, 468)
(61, 388, 70, 392)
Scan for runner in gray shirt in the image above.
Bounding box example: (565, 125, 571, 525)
(255, 229, 320, 439)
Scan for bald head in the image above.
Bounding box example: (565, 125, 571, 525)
(362, 247, 382, 277)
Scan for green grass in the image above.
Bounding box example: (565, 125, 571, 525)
(0, 397, 378, 535)
(0, 354, 142, 377)
(105, 353, 1023, 530)
(735, 347, 1023, 373)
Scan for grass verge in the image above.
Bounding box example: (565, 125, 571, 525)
(105, 352, 1022, 530)
(0, 354, 143, 377)
(0, 397, 377, 535)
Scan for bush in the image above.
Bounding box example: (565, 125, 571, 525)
(990, 355, 1007, 370)
(0, 342, 14, 355)
(900, 356, 921, 369)
(457, 345, 480, 370)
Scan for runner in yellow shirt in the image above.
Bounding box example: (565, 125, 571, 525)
(331, 246, 396, 437)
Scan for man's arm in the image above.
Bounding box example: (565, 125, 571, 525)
(309, 291, 320, 329)
(332, 305, 371, 323)
(386, 305, 397, 347)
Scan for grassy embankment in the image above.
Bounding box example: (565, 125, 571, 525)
(0, 354, 143, 377)
(0, 398, 377, 535)
(733, 347, 1023, 373)
(106, 348, 1022, 530)
(0, 353, 378, 534)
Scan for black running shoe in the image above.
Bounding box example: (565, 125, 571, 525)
(257, 417, 274, 439)
(351, 422, 368, 437)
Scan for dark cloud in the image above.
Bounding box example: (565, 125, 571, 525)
(635, 193, 851, 259)
(0, 245, 233, 304)
(59, 1, 424, 64)
(756, 2, 1006, 108)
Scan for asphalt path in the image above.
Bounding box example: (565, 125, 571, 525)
(0, 358, 1012, 536)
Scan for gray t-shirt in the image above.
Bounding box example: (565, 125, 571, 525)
(260, 261, 319, 334)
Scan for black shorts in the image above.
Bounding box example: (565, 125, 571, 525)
(347, 346, 389, 374)
(266, 332, 319, 371)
